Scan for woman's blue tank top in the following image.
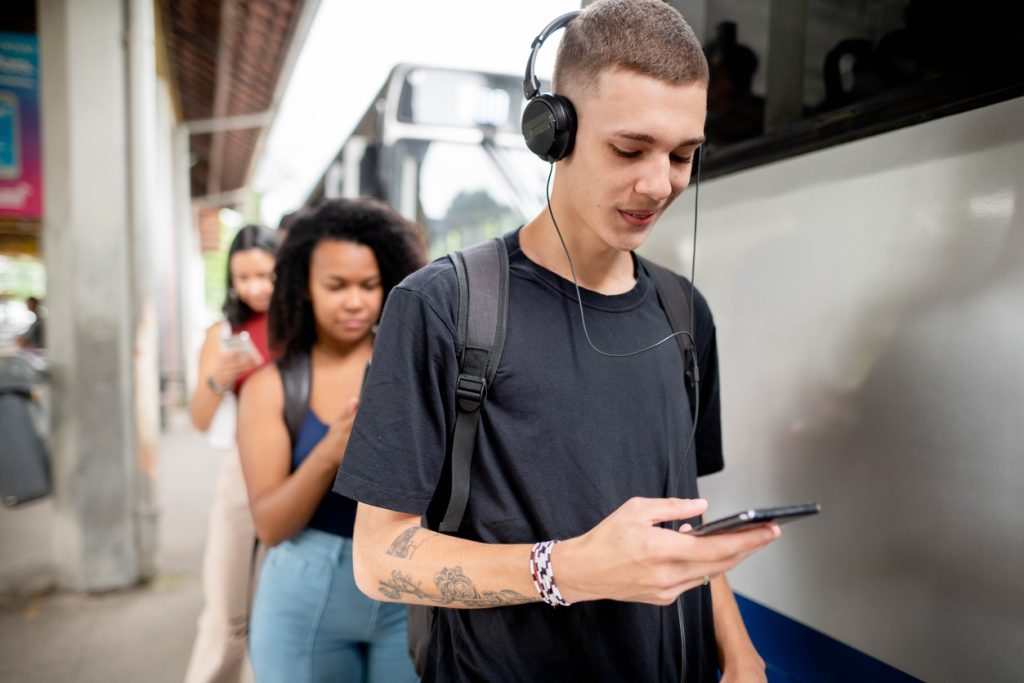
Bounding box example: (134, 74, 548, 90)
(292, 410, 358, 538)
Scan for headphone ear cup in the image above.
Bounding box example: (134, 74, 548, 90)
(522, 94, 577, 163)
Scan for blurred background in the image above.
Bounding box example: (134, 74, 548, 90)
(0, 0, 1021, 681)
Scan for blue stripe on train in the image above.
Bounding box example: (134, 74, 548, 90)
(733, 593, 924, 682)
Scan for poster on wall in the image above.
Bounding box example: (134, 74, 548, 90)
(0, 32, 41, 220)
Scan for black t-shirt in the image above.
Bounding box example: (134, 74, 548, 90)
(335, 229, 724, 682)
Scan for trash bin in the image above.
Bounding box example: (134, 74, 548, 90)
(0, 353, 50, 507)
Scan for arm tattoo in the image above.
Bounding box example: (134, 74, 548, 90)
(385, 527, 423, 559)
(379, 566, 535, 607)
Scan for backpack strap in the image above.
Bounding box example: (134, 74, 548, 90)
(437, 237, 510, 533)
(639, 256, 698, 393)
(250, 353, 309, 624)
(276, 353, 312, 447)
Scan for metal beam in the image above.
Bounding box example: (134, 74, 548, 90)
(206, 0, 239, 197)
(186, 111, 273, 136)
(190, 187, 250, 209)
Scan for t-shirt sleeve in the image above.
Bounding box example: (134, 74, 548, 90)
(333, 277, 459, 515)
(692, 289, 724, 477)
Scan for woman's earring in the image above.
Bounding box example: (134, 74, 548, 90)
(371, 324, 379, 335)
(228, 287, 238, 301)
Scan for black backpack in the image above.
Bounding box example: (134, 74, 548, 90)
(408, 237, 698, 674)
(277, 353, 312, 447)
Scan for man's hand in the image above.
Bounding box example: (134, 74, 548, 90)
(719, 653, 767, 683)
(553, 497, 779, 605)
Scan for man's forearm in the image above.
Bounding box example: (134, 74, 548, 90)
(352, 498, 779, 611)
(352, 507, 540, 608)
(710, 575, 765, 675)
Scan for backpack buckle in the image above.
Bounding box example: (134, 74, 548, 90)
(456, 374, 487, 411)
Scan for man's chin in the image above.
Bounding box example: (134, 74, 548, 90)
(611, 226, 656, 253)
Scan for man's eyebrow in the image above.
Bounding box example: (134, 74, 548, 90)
(610, 131, 705, 147)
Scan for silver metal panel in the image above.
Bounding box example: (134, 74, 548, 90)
(643, 97, 1024, 682)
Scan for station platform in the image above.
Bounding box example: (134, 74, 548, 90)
(0, 411, 218, 682)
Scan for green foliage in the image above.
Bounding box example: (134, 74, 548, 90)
(202, 216, 246, 319)
(0, 254, 45, 299)
(203, 248, 227, 317)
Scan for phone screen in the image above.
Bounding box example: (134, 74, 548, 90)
(688, 503, 820, 536)
(221, 333, 261, 361)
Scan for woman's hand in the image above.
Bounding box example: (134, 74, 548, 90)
(208, 348, 259, 390)
(191, 324, 260, 431)
(313, 397, 360, 470)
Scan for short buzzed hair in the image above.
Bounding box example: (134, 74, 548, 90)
(553, 0, 708, 102)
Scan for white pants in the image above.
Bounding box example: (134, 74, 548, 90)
(184, 449, 256, 683)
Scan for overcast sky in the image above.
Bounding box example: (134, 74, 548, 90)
(252, 0, 579, 226)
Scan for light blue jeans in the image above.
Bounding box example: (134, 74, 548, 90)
(249, 528, 417, 683)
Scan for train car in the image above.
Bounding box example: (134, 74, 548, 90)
(650, 91, 1023, 683)
(644, 2, 1023, 681)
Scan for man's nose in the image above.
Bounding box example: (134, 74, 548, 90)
(634, 156, 674, 202)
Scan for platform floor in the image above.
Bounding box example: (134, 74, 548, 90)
(0, 412, 218, 683)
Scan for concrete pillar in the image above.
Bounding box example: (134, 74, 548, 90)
(38, 0, 158, 590)
(126, 0, 162, 582)
(174, 124, 205, 394)
(154, 81, 183, 412)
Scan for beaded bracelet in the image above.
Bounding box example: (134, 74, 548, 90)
(529, 540, 572, 607)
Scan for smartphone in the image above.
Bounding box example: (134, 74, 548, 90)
(688, 502, 821, 536)
(220, 331, 261, 361)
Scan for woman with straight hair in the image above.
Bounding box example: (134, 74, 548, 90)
(185, 224, 279, 683)
(238, 199, 426, 682)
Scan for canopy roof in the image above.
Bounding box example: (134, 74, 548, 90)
(161, 0, 309, 204)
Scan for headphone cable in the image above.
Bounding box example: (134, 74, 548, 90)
(542, 152, 702, 492)
(544, 164, 697, 360)
(542, 152, 703, 683)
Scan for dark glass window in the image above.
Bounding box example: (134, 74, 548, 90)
(688, 0, 1024, 178)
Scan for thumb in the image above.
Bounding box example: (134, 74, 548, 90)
(639, 497, 708, 526)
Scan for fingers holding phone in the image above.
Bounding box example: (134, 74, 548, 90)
(675, 522, 782, 586)
(220, 331, 263, 363)
(210, 333, 262, 389)
(668, 503, 821, 592)
(553, 497, 781, 606)
(210, 351, 257, 389)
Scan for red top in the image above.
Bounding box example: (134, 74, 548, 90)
(233, 311, 273, 393)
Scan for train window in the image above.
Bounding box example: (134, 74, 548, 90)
(413, 141, 544, 256)
(397, 68, 528, 135)
(693, 0, 1023, 178)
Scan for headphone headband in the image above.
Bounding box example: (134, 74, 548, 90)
(523, 11, 580, 100)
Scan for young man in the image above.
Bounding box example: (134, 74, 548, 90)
(334, 1, 776, 680)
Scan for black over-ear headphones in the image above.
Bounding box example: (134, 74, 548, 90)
(521, 11, 580, 163)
